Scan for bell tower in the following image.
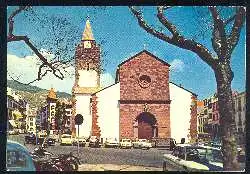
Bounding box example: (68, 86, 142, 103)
(74, 19, 101, 89)
(72, 19, 101, 137)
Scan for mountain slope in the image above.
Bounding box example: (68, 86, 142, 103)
(7, 80, 71, 98)
(7, 80, 72, 108)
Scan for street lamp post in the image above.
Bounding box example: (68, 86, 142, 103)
(74, 114, 84, 157)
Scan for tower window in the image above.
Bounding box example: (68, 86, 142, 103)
(87, 63, 90, 71)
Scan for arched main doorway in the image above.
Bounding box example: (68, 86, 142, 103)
(133, 112, 158, 139)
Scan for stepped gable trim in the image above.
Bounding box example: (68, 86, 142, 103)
(118, 50, 171, 68)
(170, 81, 198, 96)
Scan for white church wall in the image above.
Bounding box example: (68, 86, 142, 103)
(95, 83, 120, 142)
(75, 94, 92, 138)
(169, 83, 192, 144)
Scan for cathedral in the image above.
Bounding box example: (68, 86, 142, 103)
(71, 20, 197, 143)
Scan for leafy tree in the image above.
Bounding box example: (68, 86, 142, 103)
(129, 6, 245, 170)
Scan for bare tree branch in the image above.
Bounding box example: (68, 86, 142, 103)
(224, 14, 236, 26)
(129, 6, 173, 42)
(7, 6, 65, 83)
(129, 6, 217, 68)
(157, 6, 180, 37)
(209, 6, 228, 59)
(228, 7, 246, 54)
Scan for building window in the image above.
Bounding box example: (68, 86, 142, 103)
(209, 113, 212, 119)
(30, 122, 33, 126)
(208, 103, 212, 109)
(204, 109, 207, 115)
(238, 113, 242, 126)
(238, 99, 241, 111)
(238, 128, 242, 133)
(30, 118, 33, 121)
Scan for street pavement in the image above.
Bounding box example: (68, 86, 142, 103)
(8, 134, 245, 171)
(78, 164, 163, 171)
(25, 142, 172, 169)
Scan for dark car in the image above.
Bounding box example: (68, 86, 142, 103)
(25, 134, 36, 144)
(89, 136, 101, 148)
(152, 137, 176, 150)
(47, 137, 56, 146)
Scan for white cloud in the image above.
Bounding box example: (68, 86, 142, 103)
(7, 53, 75, 94)
(170, 59, 185, 72)
(100, 73, 115, 88)
(7, 52, 115, 94)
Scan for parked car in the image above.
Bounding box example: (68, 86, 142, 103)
(8, 130, 17, 135)
(47, 137, 56, 146)
(152, 137, 176, 150)
(18, 129, 25, 134)
(6, 140, 36, 171)
(104, 138, 119, 148)
(73, 137, 86, 147)
(89, 136, 101, 148)
(119, 139, 132, 149)
(60, 134, 73, 146)
(163, 144, 223, 171)
(25, 134, 36, 144)
(132, 139, 152, 149)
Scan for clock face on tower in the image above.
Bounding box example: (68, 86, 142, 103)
(84, 41, 92, 48)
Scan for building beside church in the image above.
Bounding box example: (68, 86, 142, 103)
(72, 20, 198, 143)
(37, 88, 57, 134)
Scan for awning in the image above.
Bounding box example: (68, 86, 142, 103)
(9, 120, 17, 128)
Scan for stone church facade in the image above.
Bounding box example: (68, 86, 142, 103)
(72, 20, 197, 143)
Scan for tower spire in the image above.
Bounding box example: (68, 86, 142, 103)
(82, 19, 94, 41)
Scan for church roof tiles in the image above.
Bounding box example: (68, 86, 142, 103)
(118, 50, 171, 68)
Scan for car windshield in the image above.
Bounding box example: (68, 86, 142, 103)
(206, 149, 223, 163)
(185, 147, 222, 163)
(123, 139, 130, 142)
(62, 135, 71, 138)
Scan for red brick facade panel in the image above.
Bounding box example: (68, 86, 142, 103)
(91, 95, 101, 137)
(190, 95, 198, 141)
(119, 103, 170, 139)
(119, 52, 170, 101)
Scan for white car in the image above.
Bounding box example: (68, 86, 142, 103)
(104, 138, 119, 148)
(60, 134, 73, 146)
(73, 137, 86, 147)
(8, 130, 16, 135)
(163, 144, 223, 171)
(132, 139, 152, 149)
(119, 139, 132, 149)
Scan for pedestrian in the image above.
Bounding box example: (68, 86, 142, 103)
(170, 138, 175, 151)
(181, 138, 185, 144)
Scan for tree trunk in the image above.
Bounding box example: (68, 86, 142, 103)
(214, 62, 239, 170)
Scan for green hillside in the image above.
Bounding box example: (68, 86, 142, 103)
(7, 80, 71, 108)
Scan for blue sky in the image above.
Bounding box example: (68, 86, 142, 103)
(7, 6, 246, 99)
